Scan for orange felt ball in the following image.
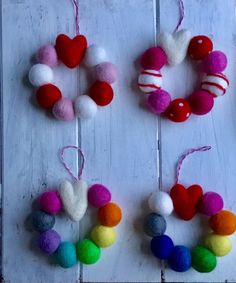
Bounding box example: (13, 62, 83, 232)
(98, 202, 122, 227)
(209, 210, 236, 235)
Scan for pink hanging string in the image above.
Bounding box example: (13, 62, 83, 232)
(72, 0, 80, 35)
(175, 146, 211, 184)
(60, 145, 85, 182)
(174, 0, 185, 32)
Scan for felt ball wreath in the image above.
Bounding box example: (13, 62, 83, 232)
(28, 34, 118, 121)
(143, 146, 236, 273)
(137, 30, 229, 122)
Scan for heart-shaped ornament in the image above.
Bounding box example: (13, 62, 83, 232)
(159, 29, 191, 66)
(55, 34, 87, 68)
(59, 179, 88, 221)
(170, 183, 203, 220)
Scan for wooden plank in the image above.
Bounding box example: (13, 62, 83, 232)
(159, 0, 236, 282)
(2, 1, 80, 282)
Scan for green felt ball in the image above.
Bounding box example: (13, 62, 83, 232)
(76, 239, 101, 264)
(191, 246, 217, 273)
(54, 242, 77, 268)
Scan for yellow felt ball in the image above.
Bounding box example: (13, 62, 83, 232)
(204, 234, 232, 256)
(91, 225, 116, 248)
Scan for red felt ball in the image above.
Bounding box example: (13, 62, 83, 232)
(89, 81, 114, 106)
(188, 90, 214, 115)
(165, 99, 191, 122)
(36, 84, 62, 109)
(188, 35, 213, 60)
(141, 46, 167, 70)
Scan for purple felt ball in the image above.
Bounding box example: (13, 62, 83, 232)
(141, 46, 167, 71)
(36, 45, 58, 67)
(202, 51, 227, 73)
(188, 90, 214, 115)
(52, 97, 75, 121)
(88, 184, 111, 208)
(199, 192, 224, 216)
(147, 89, 171, 114)
(38, 229, 61, 254)
(38, 190, 62, 215)
(94, 62, 118, 84)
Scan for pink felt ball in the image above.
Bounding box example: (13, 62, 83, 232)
(52, 97, 75, 121)
(38, 191, 62, 215)
(199, 192, 224, 216)
(147, 89, 171, 114)
(188, 90, 214, 115)
(141, 46, 167, 71)
(88, 184, 111, 208)
(36, 45, 58, 67)
(202, 51, 227, 73)
(94, 62, 118, 84)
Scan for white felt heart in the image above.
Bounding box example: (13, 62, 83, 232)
(59, 179, 88, 222)
(159, 29, 191, 66)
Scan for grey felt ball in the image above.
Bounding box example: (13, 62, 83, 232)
(143, 213, 166, 237)
(32, 210, 55, 232)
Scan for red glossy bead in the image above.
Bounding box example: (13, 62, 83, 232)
(166, 98, 191, 123)
(188, 35, 213, 60)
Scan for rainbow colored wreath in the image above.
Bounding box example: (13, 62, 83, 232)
(143, 147, 236, 272)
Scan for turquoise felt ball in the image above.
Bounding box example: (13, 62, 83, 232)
(54, 242, 77, 268)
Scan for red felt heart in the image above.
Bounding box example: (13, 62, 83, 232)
(170, 183, 203, 220)
(55, 34, 87, 69)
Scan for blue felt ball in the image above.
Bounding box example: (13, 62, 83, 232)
(144, 213, 166, 237)
(54, 242, 77, 268)
(150, 234, 174, 259)
(32, 210, 55, 232)
(168, 245, 191, 272)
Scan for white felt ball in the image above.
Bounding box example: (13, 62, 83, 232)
(148, 191, 173, 216)
(201, 73, 229, 97)
(28, 63, 53, 87)
(84, 44, 107, 67)
(74, 95, 98, 119)
(138, 69, 163, 93)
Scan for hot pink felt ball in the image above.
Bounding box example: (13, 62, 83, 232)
(199, 192, 224, 216)
(147, 89, 171, 114)
(52, 97, 75, 121)
(188, 90, 214, 115)
(36, 45, 58, 67)
(94, 62, 118, 84)
(141, 46, 167, 71)
(202, 51, 227, 73)
(38, 191, 62, 215)
(88, 184, 111, 208)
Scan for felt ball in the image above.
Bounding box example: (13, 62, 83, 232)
(188, 35, 213, 60)
(138, 70, 163, 93)
(199, 192, 224, 216)
(94, 62, 118, 84)
(74, 95, 98, 119)
(89, 81, 114, 106)
(188, 90, 214, 115)
(147, 89, 171, 114)
(36, 45, 58, 67)
(31, 210, 55, 232)
(98, 202, 122, 227)
(191, 246, 217, 273)
(148, 191, 173, 216)
(84, 44, 107, 67)
(38, 190, 62, 214)
(52, 97, 75, 121)
(88, 184, 111, 208)
(204, 234, 232, 256)
(55, 242, 77, 268)
(36, 84, 62, 109)
(202, 51, 227, 73)
(201, 73, 229, 97)
(140, 46, 167, 70)
(38, 229, 61, 254)
(150, 234, 174, 260)
(166, 98, 191, 122)
(76, 239, 101, 264)
(168, 246, 192, 272)
(209, 210, 236, 235)
(91, 225, 116, 248)
(28, 64, 54, 87)
(143, 213, 166, 237)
